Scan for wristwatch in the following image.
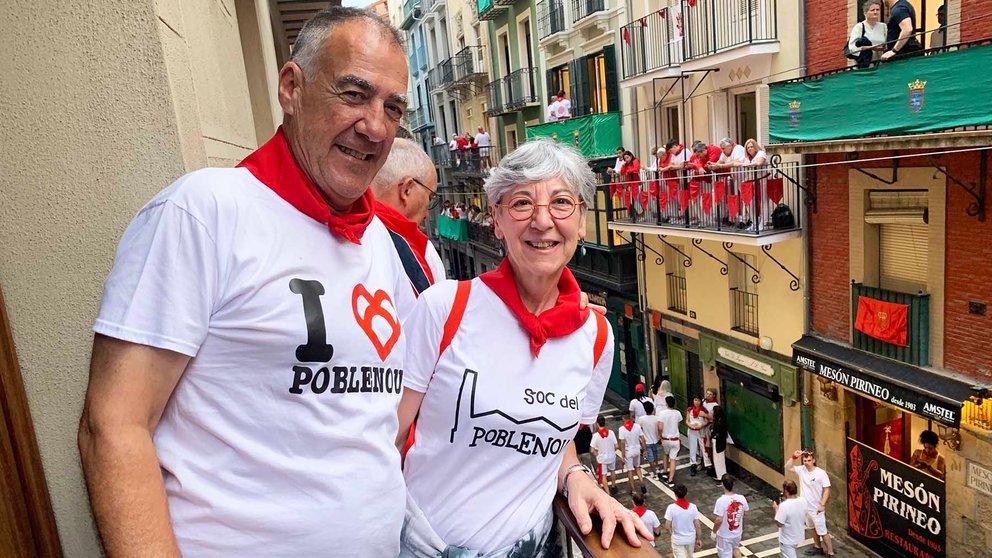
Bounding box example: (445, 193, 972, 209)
(561, 464, 596, 499)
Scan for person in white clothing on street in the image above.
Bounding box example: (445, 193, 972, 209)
(652, 379, 672, 410)
(636, 401, 662, 479)
(591, 415, 620, 494)
(665, 484, 702, 558)
(787, 449, 835, 557)
(686, 396, 712, 476)
(658, 395, 683, 488)
(631, 493, 662, 547)
(712, 475, 749, 558)
(629, 383, 651, 420)
(775, 480, 806, 558)
(618, 411, 646, 495)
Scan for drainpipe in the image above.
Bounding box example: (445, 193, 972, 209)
(798, 0, 813, 449)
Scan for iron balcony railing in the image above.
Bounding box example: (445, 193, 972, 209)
(484, 78, 505, 116)
(620, 0, 778, 79)
(451, 146, 500, 176)
(607, 160, 803, 236)
(731, 288, 759, 336)
(430, 143, 451, 167)
(851, 283, 930, 367)
(505, 67, 540, 108)
(667, 273, 688, 314)
(571, 0, 603, 23)
(467, 221, 501, 253)
(452, 46, 486, 83)
(537, 0, 567, 40)
(962, 397, 992, 431)
(407, 106, 430, 131)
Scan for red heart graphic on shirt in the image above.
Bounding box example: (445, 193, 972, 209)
(351, 284, 401, 361)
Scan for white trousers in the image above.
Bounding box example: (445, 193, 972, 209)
(688, 430, 711, 467)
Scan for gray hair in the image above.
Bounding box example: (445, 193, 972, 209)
(718, 137, 735, 148)
(370, 138, 435, 195)
(290, 7, 404, 80)
(862, 0, 882, 12)
(483, 139, 596, 207)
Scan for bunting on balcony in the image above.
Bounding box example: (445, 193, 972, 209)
(657, 8, 666, 17)
(855, 296, 909, 347)
(687, 0, 697, 7)
(767, 178, 784, 204)
(622, 26, 630, 44)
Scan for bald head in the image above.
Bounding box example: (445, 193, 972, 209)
(371, 138, 437, 223)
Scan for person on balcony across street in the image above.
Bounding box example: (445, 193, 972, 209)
(618, 150, 642, 221)
(553, 89, 572, 119)
(848, 0, 886, 67)
(396, 139, 652, 557)
(546, 95, 559, 122)
(371, 137, 446, 294)
(474, 127, 491, 170)
(688, 141, 722, 225)
(78, 8, 416, 557)
(931, 4, 947, 48)
(881, 0, 923, 61)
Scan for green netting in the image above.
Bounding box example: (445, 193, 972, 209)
(525, 112, 623, 159)
(769, 44, 992, 143)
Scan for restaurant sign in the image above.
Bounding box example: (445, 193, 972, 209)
(793, 350, 961, 427)
(847, 438, 945, 558)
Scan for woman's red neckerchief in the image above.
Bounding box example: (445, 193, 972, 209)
(237, 127, 374, 244)
(598, 427, 610, 438)
(479, 258, 589, 357)
(633, 506, 647, 517)
(623, 420, 634, 431)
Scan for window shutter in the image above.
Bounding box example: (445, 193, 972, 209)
(546, 68, 555, 107)
(569, 57, 587, 117)
(879, 223, 928, 293)
(603, 44, 619, 114)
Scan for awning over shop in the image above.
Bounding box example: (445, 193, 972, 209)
(792, 335, 974, 428)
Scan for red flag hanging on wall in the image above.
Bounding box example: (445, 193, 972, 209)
(855, 296, 909, 346)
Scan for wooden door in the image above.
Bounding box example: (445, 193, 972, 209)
(0, 285, 62, 556)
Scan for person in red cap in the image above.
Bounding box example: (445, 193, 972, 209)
(629, 383, 652, 421)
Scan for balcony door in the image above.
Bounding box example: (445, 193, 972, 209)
(735, 92, 757, 143)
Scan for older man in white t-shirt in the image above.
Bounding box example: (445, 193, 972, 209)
(665, 484, 702, 558)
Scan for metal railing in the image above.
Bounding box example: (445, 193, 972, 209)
(538, 0, 567, 40)
(731, 288, 759, 336)
(430, 143, 451, 167)
(505, 67, 540, 107)
(681, 0, 778, 62)
(620, 0, 778, 79)
(851, 283, 930, 367)
(427, 60, 455, 91)
(607, 162, 803, 236)
(407, 106, 430, 131)
(962, 397, 992, 431)
(667, 273, 687, 314)
(451, 146, 500, 175)
(452, 46, 486, 83)
(571, 0, 604, 23)
(467, 221, 501, 252)
(484, 78, 505, 115)
(620, 9, 681, 79)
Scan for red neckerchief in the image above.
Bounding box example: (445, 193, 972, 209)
(480, 258, 589, 357)
(623, 420, 634, 431)
(674, 498, 690, 510)
(557, 95, 565, 101)
(237, 127, 373, 244)
(373, 200, 434, 283)
(598, 427, 610, 438)
(689, 406, 707, 419)
(633, 506, 647, 517)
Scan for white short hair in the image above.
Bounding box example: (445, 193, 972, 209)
(370, 138, 434, 195)
(483, 140, 595, 207)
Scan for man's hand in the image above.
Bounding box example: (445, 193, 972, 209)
(566, 472, 653, 549)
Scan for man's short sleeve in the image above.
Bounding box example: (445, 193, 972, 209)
(94, 198, 221, 357)
(818, 469, 832, 488)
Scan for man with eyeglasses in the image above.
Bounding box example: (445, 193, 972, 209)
(372, 137, 446, 294)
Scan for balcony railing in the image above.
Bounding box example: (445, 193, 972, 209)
(608, 161, 803, 237)
(620, 9, 681, 79)
(485, 68, 540, 115)
(428, 58, 455, 91)
(407, 106, 430, 132)
(452, 46, 487, 84)
(451, 146, 500, 176)
(430, 143, 451, 167)
(571, 0, 604, 23)
(851, 283, 930, 367)
(731, 288, 758, 336)
(620, 0, 778, 80)
(477, 0, 508, 20)
(467, 221, 501, 253)
(667, 273, 687, 314)
(537, 0, 567, 40)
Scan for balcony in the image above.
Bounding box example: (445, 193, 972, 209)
(407, 106, 432, 132)
(400, 0, 420, 30)
(571, 0, 603, 23)
(608, 159, 804, 245)
(451, 46, 488, 85)
(484, 68, 540, 116)
(477, 0, 508, 21)
(467, 221, 501, 254)
(731, 288, 759, 336)
(428, 58, 455, 91)
(430, 143, 451, 168)
(451, 146, 500, 177)
(620, 9, 681, 81)
(768, 41, 992, 153)
(537, 0, 567, 40)
(851, 283, 930, 367)
(681, 0, 778, 63)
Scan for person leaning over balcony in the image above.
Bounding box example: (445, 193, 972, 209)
(848, 0, 887, 68)
(546, 95, 559, 122)
(396, 139, 653, 557)
(881, 0, 923, 61)
(554, 89, 572, 119)
(475, 127, 492, 169)
(686, 141, 722, 224)
(78, 8, 416, 557)
(371, 137, 446, 294)
(620, 150, 644, 220)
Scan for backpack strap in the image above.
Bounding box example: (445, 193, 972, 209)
(438, 280, 472, 360)
(592, 311, 609, 367)
(387, 229, 432, 295)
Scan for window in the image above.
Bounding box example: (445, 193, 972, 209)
(568, 46, 618, 117)
(866, 190, 929, 294)
(736, 92, 757, 143)
(548, 65, 570, 100)
(664, 105, 680, 144)
(666, 243, 687, 314)
(729, 252, 758, 336)
(588, 53, 609, 113)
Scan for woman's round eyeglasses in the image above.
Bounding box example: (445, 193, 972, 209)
(495, 197, 585, 221)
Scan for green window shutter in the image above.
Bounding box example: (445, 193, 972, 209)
(570, 56, 589, 117)
(603, 44, 619, 115)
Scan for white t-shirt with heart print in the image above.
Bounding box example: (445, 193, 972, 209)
(402, 278, 614, 553)
(93, 167, 416, 557)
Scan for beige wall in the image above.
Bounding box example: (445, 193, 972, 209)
(0, 0, 277, 553)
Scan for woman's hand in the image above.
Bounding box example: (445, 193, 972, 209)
(566, 472, 654, 549)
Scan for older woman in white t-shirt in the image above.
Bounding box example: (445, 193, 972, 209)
(848, 0, 887, 67)
(397, 139, 652, 557)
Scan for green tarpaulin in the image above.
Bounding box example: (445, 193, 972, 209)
(769, 44, 992, 143)
(526, 112, 623, 159)
(438, 215, 469, 241)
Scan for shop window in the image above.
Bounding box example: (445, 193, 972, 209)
(866, 190, 928, 294)
(729, 252, 759, 336)
(719, 365, 783, 470)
